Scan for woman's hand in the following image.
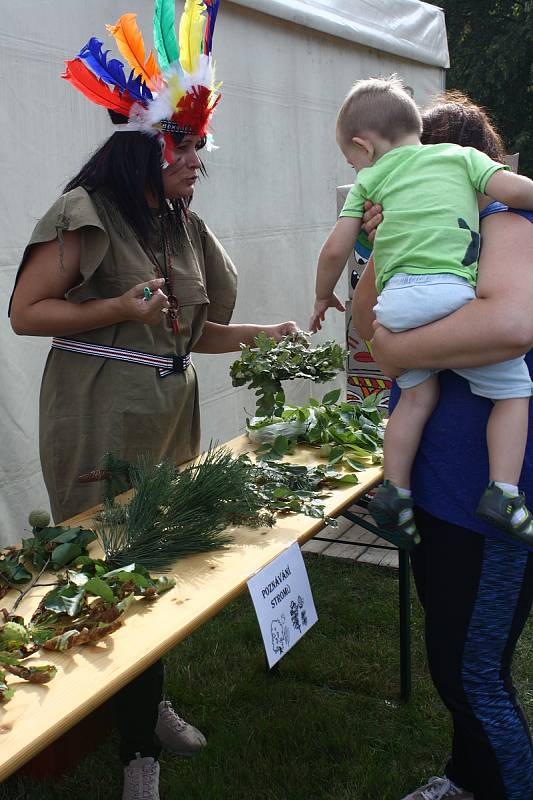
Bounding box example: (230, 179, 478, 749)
(118, 278, 170, 326)
(362, 201, 382, 242)
(370, 321, 404, 378)
(261, 320, 299, 341)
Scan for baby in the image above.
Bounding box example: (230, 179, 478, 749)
(310, 76, 533, 545)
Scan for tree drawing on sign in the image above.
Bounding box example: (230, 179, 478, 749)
(290, 596, 307, 633)
(271, 616, 290, 655)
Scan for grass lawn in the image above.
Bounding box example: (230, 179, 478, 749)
(1, 554, 531, 800)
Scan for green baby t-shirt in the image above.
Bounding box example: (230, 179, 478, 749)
(340, 142, 506, 293)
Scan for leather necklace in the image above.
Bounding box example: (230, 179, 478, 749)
(146, 214, 180, 336)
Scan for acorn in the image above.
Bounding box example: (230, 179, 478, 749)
(28, 509, 51, 531)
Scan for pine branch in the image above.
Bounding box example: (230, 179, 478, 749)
(96, 447, 274, 571)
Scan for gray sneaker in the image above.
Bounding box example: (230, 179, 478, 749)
(401, 776, 473, 800)
(155, 700, 207, 756)
(368, 480, 420, 545)
(476, 482, 533, 545)
(122, 753, 160, 800)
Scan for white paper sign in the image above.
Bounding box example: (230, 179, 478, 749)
(247, 542, 318, 667)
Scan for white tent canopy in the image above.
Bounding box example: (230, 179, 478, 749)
(0, 0, 447, 544)
(231, 0, 449, 68)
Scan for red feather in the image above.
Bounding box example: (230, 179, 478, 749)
(173, 85, 220, 138)
(62, 59, 134, 116)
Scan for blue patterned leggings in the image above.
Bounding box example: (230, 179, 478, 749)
(412, 508, 533, 800)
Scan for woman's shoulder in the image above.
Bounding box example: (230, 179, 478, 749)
(36, 187, 106, 237)
(185, 209, 221, 250)
(16, 188, 110, 299)
(186, 209, 208, 236)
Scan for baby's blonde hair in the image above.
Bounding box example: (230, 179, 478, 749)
(337, 75, 422, 143)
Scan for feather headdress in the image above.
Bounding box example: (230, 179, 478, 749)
(62, 0, 221, 160)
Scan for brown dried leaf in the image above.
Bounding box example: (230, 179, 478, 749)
(42, 619, 123, 650)
(3, 663, 57, 683)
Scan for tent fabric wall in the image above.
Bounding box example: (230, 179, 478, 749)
(0, 0, 446, 544)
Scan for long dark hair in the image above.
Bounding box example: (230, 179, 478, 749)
(421, 91, 506, 162)
(64, 116, 189, 248)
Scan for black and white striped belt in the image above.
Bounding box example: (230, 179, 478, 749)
(51, 337, 191, 379)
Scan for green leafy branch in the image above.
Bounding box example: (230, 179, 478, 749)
(230, 332, 347, 417)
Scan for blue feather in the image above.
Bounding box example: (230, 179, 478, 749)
(127, 71, 153, 102)
(204, 0, 220, 55)
(78, 38, 126, 89)
(78, 38, 151, 103)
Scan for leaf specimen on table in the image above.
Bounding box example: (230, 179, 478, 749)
(250, 460, 360, 527)
(248, 389, 385, 469)
(0, 559, 176, 700)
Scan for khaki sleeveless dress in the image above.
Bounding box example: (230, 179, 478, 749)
(14, 187, 238, 522)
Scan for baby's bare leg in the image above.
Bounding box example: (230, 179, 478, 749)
(487, 397, 529, 484)
(384, 374, 440, 488)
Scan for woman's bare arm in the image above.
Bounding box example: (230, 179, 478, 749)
(370, 212, 533, 376)
(351, 255, 378, 340)
(193, 320, 298, 353)
(10, 232, 169, 336)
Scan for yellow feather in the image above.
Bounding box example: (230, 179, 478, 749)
(168, 73, 186, 108)
(179, 0, 206, 74)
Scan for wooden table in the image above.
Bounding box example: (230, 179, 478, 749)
(0, 436, 386, 782)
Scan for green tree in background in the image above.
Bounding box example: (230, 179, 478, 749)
(428, 1, 533, 176)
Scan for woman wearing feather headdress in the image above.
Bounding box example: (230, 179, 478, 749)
(9, 1, 296, 797)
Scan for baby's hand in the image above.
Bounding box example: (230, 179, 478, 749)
(309, 294, 345, 332)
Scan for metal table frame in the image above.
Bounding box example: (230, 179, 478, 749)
(312, 496, 413, 701)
